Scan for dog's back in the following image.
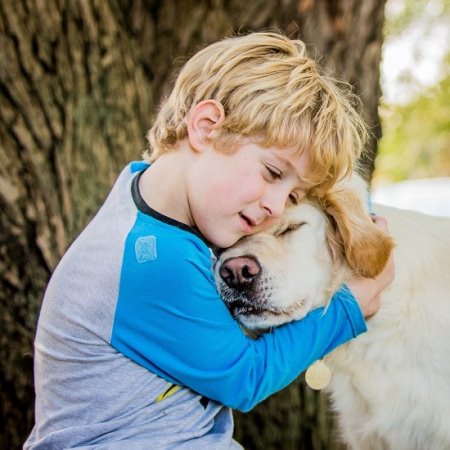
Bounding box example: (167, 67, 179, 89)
(326, 205, 450, 450)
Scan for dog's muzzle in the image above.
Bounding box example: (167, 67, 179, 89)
(217, 255, 265, 317)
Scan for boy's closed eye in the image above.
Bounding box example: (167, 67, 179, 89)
(264, 163, 283, 180)
(263, 163, 303, 205)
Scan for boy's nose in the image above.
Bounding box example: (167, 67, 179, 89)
(261, 188, 288, 219)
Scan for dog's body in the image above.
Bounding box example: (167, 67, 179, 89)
(215, 176, 450, 450)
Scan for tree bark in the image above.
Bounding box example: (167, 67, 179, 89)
(0, 0, 386, 447)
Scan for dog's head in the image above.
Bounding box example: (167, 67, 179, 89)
(214, 175, 394, 331)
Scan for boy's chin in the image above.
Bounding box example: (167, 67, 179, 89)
(206, 232, 242, 250)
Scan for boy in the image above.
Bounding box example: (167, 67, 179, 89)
(25, 32, 394, 449)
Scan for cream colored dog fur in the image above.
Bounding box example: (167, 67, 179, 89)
(215, 175, 450, 450)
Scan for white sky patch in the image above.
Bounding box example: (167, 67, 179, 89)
(372, 178, 450, 217)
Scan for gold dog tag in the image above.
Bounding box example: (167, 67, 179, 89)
(305, 360, 331, 390)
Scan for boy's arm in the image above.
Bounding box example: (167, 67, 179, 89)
(110, 242, 366, 412)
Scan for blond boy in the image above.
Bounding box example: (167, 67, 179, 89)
(25, 32, 394, 449)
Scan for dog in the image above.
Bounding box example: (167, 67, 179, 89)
(215, 174, 450, 450)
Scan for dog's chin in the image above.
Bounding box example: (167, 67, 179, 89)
(222, 294, 310, 332)
(238, 316, 280, 332)
(219, 281, 311, 331)
(234, 309, 297, 332)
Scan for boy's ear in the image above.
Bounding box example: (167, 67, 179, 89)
(322, 187, 395, 278)
(187, 100, 225, 152)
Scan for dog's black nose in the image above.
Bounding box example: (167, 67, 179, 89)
(219, 256, 261, 288)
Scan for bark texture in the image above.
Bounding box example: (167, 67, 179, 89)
(0, 0, 386, 448)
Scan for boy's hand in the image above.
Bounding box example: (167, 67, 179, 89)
(347, 215, 395, 318)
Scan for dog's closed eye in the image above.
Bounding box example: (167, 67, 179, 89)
(276, 222, 306, 236)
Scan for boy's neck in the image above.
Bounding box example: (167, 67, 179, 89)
(139, 148, 193, 227)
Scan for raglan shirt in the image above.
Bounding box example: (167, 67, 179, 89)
(24, 162, 367, 450)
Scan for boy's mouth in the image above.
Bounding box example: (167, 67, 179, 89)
(239, 213, 254, 231)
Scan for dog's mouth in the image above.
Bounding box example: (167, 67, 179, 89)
(219, 282, 306, 331)
(219, 283, 276, 325)
(225, 298, 283, 318)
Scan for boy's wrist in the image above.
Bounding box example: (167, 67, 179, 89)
(332, 284, 367, 337)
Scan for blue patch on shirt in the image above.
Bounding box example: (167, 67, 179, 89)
(135, 236, 157, 263)
(130, 160, 150, 173)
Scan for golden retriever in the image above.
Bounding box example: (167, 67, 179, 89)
(215, 175, 450, 450)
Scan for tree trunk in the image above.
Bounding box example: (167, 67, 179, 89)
(0, 1, 385, 448)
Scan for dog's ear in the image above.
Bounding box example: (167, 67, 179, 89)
(321, 187, 395, 278)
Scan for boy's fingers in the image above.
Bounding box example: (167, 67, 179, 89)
(371, 214, 389, 231)
(365, 294, 381, 319)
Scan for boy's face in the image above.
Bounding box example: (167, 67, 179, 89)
(187, 139, 310, 248)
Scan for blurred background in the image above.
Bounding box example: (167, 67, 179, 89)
(0, 0, 449, 448)
(373, 0, 450, 216)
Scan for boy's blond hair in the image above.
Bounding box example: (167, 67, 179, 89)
(145, 32, 368, 193)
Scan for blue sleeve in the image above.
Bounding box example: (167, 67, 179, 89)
(111, 222, 366, 412)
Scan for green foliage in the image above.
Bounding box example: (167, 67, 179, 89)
(384, 0, 450, 37)
(375, 72, 450, 183)
(375, 0, 450, 184)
